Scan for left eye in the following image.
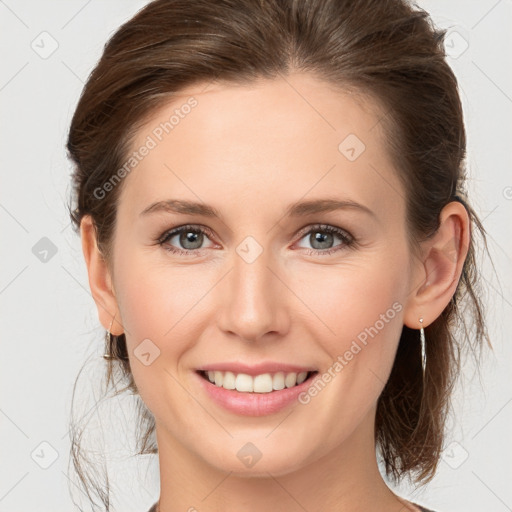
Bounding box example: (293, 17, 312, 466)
(158, 224, 216, 254)
(157, 223, 354, 256)
(295, 224, 354, 254)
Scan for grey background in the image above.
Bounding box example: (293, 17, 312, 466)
(0, 1, 511, 511)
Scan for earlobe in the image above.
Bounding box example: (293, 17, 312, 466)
(80, 215, 124, 335)
(403, 201, 470, 329)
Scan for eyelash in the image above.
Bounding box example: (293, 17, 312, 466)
(157, 223, 355, 257)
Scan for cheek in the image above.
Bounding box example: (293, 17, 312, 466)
(112, 252, 206, 411)
(289, 255, 408, 430)
(290, 255, 408, 443)
(112, 247, 221, 381)
(291, 254, 407, 348)
(115, 260, 199, 345)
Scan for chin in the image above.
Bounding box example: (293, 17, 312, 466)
(205, 441, 311, 478)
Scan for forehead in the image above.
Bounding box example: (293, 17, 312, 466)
(118, 73, 404, 225)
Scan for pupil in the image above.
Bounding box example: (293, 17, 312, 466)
(312, 231, 332, 249)
(181, 230, 202, 249)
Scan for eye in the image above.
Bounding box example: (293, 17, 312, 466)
(295, 224, 355, 256)
(157, 223, 355, 257)
(157, 224, 216, 255)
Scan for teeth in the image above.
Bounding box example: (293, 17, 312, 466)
(203, 370, 310, 393)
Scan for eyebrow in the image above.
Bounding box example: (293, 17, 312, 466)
(139, 198, 376, 219)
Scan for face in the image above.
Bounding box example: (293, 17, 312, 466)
(107, 73, 416, 476)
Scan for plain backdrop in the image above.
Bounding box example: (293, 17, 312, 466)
(0, 1, 511, 511)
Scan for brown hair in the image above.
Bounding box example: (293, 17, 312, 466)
(66, 0, 492, 508)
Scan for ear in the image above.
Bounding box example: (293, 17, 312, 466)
(80, 215, 124, 335)
(403, 201, 470, 330)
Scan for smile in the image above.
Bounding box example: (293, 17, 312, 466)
(198, 369, 317, 393)
(195, 370, 320, 416)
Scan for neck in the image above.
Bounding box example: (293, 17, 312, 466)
(155, 405, 417, 512)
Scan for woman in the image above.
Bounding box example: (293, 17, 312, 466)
(66, 0, 491, 510)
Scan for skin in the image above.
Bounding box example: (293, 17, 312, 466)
(81, 73, 470, 512)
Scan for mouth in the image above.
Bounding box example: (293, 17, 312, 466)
(196, 369, 319, 393)
(195, 368, 321, 416)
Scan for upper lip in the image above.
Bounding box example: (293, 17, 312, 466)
(196, 362, 317, 376)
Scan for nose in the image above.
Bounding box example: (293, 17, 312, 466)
(216, 245, 290, 343)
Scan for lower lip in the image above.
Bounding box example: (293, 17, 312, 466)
(195, 371, 319, 416)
